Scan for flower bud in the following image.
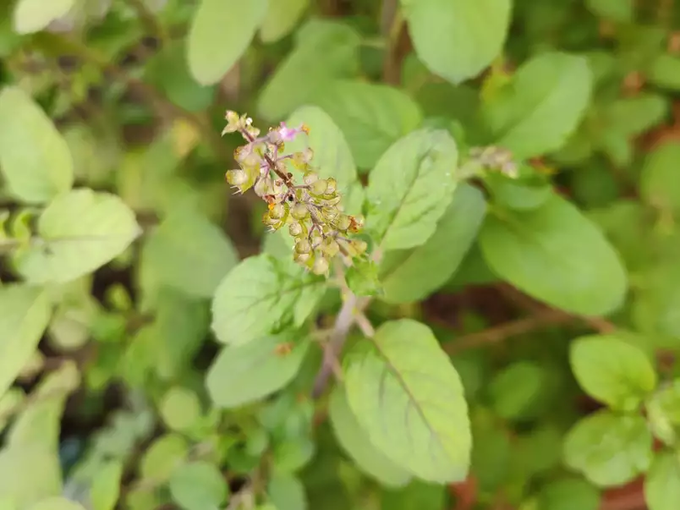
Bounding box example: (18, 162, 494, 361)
(325, 178, 337, 195)
(303, 171, 318, 185)
(351, 239, 368, 255)
(289, 222, 303, 237)
(310, 179, 328, 196)
(295, 239, 312, 254)
(294, 252, 311, 265)
(291, 203, 309, 220)
(322, 238, 340, 258)
(312, 256, 329, 275)
(310, 231, 323, 249)
(226, 170, 247, 186)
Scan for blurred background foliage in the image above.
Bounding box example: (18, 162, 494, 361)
(2, 0, 680, 510)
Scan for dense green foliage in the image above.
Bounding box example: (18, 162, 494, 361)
(1, 1, 680, 509)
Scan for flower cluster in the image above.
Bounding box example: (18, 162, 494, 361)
(469, 146, 518, 178)
(223, 111, 367, 275)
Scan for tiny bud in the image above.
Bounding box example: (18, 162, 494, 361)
(310, 179, 328, 196)
(312, 256, 329, 275)
(295, 239, 312, 254)
(303, 171, 319, 185)
(291, 203, 309, 220)
(226, 170, 247, 186)
(289, 222, 303, 237)
(325, 178, 337, 195)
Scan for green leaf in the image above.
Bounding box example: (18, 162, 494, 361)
(259, 0, 309, 43)
(488, 362, 547, 421)
(479, 194, 627, 316)
(310, 81, 423, 168)
(641, 141, 680, 213)
(646, 379, 680, 446)
(12, 0, 76, 34)
(90, 460, 123, 510)
(187, 0, 268, 85)
(285, 105, 357, 189)
(14, 189, 141, 284)
(328, 386, 411, 487)
(267, 473, 308, 510)
(401, 0, 511, 84)
(537, 477, 600, 510)
(603, 94, 668, 137)
(648, 54, 680, 90)
(645, 452, 680, 510)
(484, 52, 592, 160)
(206, 334, 309, 408)
(0, 285, 51, 399)
(0, 86, 74, 203)
(211, 254, 326, 345)
(140, 433, 189, 482)
(585, 0, 632, 21)
(141, 206, 238, 298)
(379, 184, 486, 304)
(258, 20, 360, 120)
(344, 319, 471, 483)
(160, 386, 202, 432)
(366, 129, 458, 251)
(169, 461, 229, 510)
(0, 444, 61, 508)
(563, 411, 653, 487)
(380, 480, 446, 510)
(346, 259, 382, 297)
(27, 498, 86, 510)
(570, 335, 657, 411)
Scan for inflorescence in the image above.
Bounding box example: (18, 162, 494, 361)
(223, 111, 367, 276)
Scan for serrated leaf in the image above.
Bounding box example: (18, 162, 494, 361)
(570, 335, 657, 411)
(0, 86, 74, 203)
(310, 80, 423, 168)
(90, 460, 123, 510)
(258, 20, 360, 120)
(379, 184, 486, 304)
(563, 411, 652, 487)
(484, 52, 592, 159)
(27, 497, 86, 510)
(329, 386, 411, 487)
(644, 452, 680, 510)
(401, 0, 511, 84)
(366, 129, 458, 252)
(285, 105, 357, 189)
(206, 334, 309, 408)
(640, 141, 680, 213)
(259, 0, 309, 43)
(14, 189, 141, 284)
(12, 0, 76, 34)
(344, 319, 470, 483)
(646, 379, 680, 446)
(141, 206, 238, 298)
(479, 194, 627, 316)
(346, 259, 382, 297)
(187, 0, 268, 85)
(267, 473, 307, 510)
(169, 461, 229, 510)
(0, 285, 51, 399)
(211, 254, 325, 345)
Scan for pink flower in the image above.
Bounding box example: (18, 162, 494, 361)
(277, 122, 309, 142)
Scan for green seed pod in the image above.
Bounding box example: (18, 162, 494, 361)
(295, 239, 312, 254)
(303, 171, 319, 185)
(270, 203, 286, 219)
(310, 231, 323, 249)
(312, 255, 329, 275)
(351, 239, 368, 255)
(310, 179, 328, 196)
(294, 252, 311, 265)
(322, 238, 340, 258)
(289, 222, 303, 237)
(325, 178, 337, 195)
(335, 214, 351, 231)
(291, 203, 309, 220)
(226, 170, 247, 186)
